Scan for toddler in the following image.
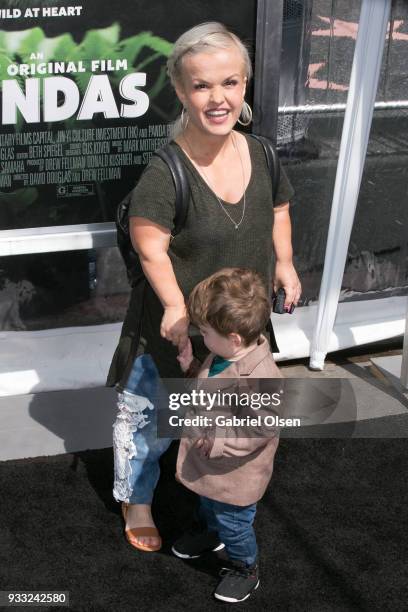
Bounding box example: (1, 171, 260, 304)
(173, 267, 282, 603)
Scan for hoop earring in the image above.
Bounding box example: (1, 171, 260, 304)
(181, 107, 189, 130)
(238, 101, 252, 126)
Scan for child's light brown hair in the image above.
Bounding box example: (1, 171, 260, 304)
(188, 268, 271, 347)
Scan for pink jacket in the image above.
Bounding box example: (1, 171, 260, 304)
(176, 335, 282, 506)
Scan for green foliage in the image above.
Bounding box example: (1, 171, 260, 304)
(80, 24, 120, 61)
(0, 23, 174, 127)
(119, 31, 173, 64)
(0, 23, 175, 220)
(48, 33, 76, 62)
(17, 27, 45, 60)
(0, 53, 13, 83)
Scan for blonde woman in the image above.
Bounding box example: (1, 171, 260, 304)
(108, 22, 301, 555)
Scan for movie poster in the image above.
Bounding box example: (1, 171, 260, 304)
(0, 0, 256, 231)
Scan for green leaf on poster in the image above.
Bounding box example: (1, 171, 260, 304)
(119, 32, 173, 66)
(118, 33, 153, 65)
(97, 23, 120, 46)
(142, 34, 173, 57)
(80, 24, 120, 59)
(17, 27, 45, 59)
(0, 53, 13, 84)
(49, 33, 76, 62)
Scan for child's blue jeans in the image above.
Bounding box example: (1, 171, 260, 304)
(199, 496, 258, 567)
(112, 354, 172, 504)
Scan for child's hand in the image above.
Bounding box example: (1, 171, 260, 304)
(177, 338, 193, 372)
(194, 436, 214, 458)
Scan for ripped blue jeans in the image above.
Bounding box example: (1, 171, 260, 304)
(112, 354, 172, 504)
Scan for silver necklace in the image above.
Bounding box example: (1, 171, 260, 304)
(182, 132, 246, 230)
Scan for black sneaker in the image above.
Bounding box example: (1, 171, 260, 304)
(214, 562, 259, 603)
(171, 530, 225, 559)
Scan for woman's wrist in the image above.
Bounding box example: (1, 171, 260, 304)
(163, 299, 186, 311)
(275, 256, 294, 266)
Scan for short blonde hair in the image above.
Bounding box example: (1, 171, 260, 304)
(167, 22, 252, 87)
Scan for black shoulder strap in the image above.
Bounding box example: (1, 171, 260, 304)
(155, 144, 190, 235)
(250, 134, 280, 204)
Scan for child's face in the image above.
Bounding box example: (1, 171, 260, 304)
(199, 324, 238, 359)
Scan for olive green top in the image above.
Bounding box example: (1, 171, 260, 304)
(106, 134, 295, 388)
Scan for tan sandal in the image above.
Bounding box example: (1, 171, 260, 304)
(121, 502, 162, 552)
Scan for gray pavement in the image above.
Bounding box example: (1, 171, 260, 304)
(1, 339, 407, 462)
(279, 338, 408, 436)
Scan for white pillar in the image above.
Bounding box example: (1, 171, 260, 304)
(401, 297, 408, 389)
(309, 0, 392, 370)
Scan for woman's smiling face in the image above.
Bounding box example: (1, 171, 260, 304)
(175, 45, 247, 137)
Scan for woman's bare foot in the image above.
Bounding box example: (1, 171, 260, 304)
(124, 503, 160, 548)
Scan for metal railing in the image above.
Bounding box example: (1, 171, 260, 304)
(279, 100, 408, 114)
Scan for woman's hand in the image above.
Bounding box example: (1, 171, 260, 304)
(273, 260, 302, 308)
(177, 338, 193, 372)
(160, 304, 189, 349)
(272, 204, 301, 309)
(131, 217, 188, 347)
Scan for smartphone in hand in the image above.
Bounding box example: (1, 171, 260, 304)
(272, 288, 295, 314)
